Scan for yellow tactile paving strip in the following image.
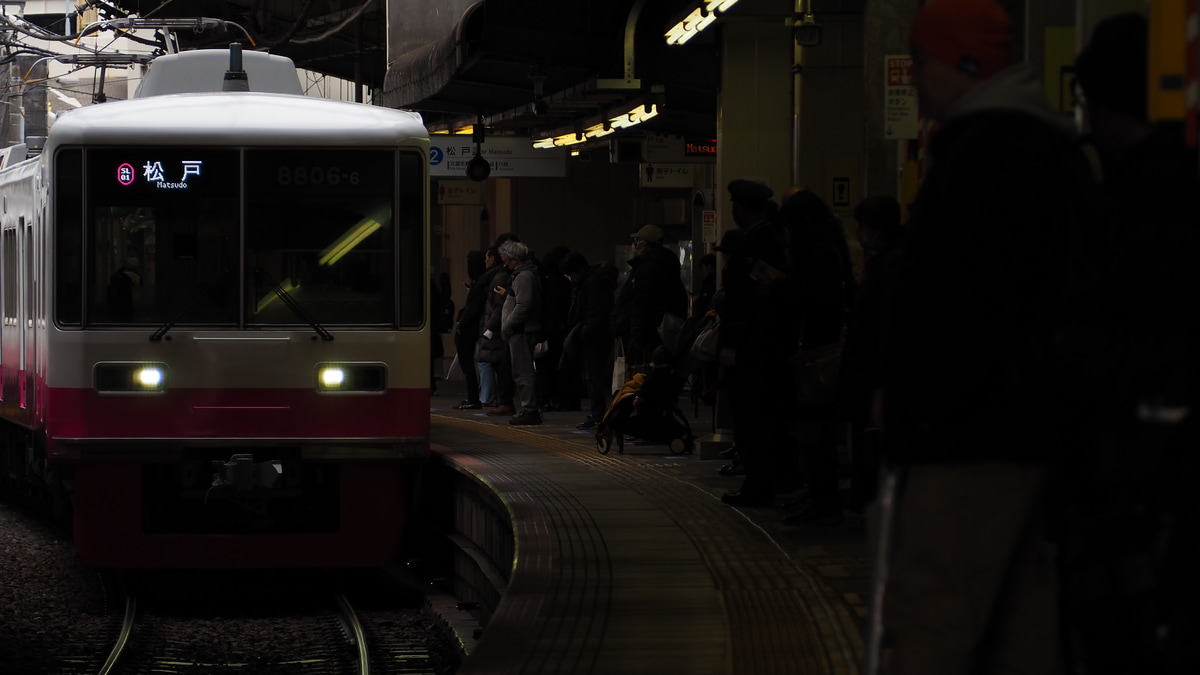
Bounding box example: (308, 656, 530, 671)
(432, 409, 869, 675)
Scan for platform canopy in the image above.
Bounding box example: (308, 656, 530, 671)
(102, 0, 718, 145)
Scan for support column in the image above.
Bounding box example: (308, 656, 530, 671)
(716, 5, 794, 222)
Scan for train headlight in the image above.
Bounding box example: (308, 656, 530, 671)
(94, 362, 168, 393)
(316, 363, 387, 393)
(136, 366, 164, 388)
(320, 367, 346, 388)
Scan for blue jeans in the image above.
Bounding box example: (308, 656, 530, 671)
(477, 359, 496, 405)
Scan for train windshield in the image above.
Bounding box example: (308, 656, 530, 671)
(60, 146, 422, 329)
(245, 149, 396, 326)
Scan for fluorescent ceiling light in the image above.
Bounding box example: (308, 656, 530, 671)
(665, 0, 739, 46)
(533, 103, 660, 148)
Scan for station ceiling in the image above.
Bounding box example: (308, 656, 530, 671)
(104, 0, 719, 147)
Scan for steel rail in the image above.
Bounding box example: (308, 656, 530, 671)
(333, 592, 370, 675)
(97, 592, 137, 675)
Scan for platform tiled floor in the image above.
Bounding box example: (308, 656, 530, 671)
(429, 380, 872, 675)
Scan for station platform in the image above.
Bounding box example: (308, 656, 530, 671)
(424, 376, 873, 675)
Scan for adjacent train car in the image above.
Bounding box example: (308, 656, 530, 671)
(0, 46, 431, 568)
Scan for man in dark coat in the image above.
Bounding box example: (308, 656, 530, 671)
(612, 224, 688, 374)
(480, 249, 515, 417)
(452, 250, 488, 409)
(877, 1, 1100, 672)
(717, 179, 802, 507)
(561, 252, 619, 430)
(1063, 13, 1200, 673)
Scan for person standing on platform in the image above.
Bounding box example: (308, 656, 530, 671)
(480, 246, 515, 417)
(775, 187, 849, 525)
(430, 272, 454, 395)
(1060, 12, 1200, 674)
(473, 247, 504, 407)
(612, 224, 688, 376)
(536, 245, 574, 411)
(718, 179, 802, 507)
(452, 250, 488, 410)
(560, 252, 619, 430)
(499, 240, 544, 426)
(875, 1, 1101, 673)
(691, 252, 717, 319)
(837, 195, 905, 513)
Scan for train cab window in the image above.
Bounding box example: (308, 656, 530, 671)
(81, 148, 240, 326)
(58, 145, 424, 331)
(244, 149, 398, 327)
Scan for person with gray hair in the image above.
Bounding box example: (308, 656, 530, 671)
(498, 240, 544, 425)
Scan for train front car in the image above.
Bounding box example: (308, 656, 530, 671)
(40, 50, 431, 568)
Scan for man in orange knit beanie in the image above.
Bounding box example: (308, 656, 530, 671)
(875, 1, 1100, 674)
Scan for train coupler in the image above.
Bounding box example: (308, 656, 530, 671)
(210, 454, 283, 492)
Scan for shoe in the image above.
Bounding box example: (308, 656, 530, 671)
(717, 445, 739, 460)
(576, 416, 598, 430)
(455, 400, 482, 410)
(510, 409, 543, 426)
(721, 489, 776, 507)
(487, 404, 515, 417)
(718, 461, 745, 477)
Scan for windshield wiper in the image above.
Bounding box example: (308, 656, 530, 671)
(150, 284, 211, 342)
(255, 267, 333, 341)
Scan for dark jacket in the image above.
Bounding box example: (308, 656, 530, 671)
(880, 64, 1100, 465)
(615, 244, 687, 352)
(571, 262, 619, 345)
(476, 265, 511, 364)
(456, 250, 490, 339)
(1090, 123, 1200, 446)
(719, 217, 800, 361)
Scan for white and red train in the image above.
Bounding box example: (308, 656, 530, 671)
(0, 45, 432, 568)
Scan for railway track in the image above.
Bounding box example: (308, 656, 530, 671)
(1, 500, 461, 674)
(99, 585, 363, 674)
(92, 570, 448, 675)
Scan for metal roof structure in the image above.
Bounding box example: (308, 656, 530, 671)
(101, 0, 718, 146)
(102, 0, 388, 91)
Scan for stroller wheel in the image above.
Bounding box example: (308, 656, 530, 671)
(669, 437, 689, 455)
(596, 430, 611, 454)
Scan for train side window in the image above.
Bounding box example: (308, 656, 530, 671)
(3, 228, 15, 322)
(25, 220, 33, 322)
(54, 149, 84, 326)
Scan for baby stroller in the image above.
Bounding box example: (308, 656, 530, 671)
(595, 344, 695, 455)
